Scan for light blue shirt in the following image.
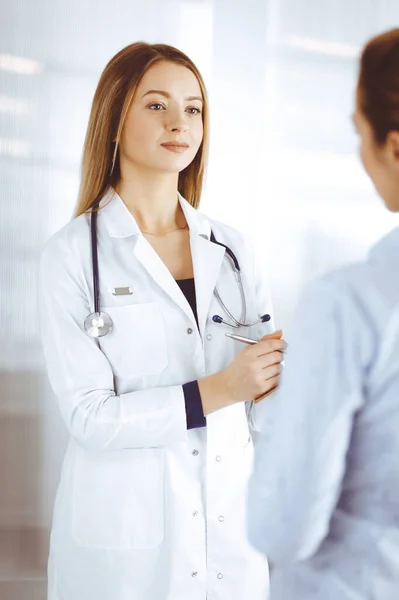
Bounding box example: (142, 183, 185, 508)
(247, 226, 399, 600)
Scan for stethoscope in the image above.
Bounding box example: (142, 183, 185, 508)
(84, 209, 271, 338)
(208, 231, 270, 329)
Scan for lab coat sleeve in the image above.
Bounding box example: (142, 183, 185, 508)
(38, 237, 188, 452)
(245, 239, 279, 433)
(247, 277, 369, 566)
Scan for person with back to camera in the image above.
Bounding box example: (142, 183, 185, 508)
(38, 41, 286, 600)
(248, 28, 399, 600)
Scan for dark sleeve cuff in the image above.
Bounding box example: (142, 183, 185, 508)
(183, 380, 207, 430)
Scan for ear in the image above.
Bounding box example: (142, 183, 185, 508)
(385, 130, 399, 164)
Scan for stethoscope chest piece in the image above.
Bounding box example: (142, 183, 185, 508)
(84, 311, 113, 338)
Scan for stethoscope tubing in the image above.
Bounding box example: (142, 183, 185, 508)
(85, 209, 270, 337)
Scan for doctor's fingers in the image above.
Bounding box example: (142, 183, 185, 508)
(253, 337, 286, 357)
(259, 329, 283, 341)
(250, 360, 281, 394)
(254, 375, 280, 403)
(258, 350, 284, 369)
(261, 362, 282, 380)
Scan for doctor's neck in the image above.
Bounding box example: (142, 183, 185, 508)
(115, 170, 185, 233)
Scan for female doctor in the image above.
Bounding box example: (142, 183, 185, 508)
(38, 42, 285, 600)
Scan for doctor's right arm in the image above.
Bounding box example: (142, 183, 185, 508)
(38, 238, 200, 452)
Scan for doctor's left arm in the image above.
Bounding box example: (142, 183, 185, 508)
(38, 237, 191, 451)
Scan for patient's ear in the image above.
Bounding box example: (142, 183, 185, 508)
(385, 130, 399, 167)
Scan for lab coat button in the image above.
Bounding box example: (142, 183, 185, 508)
(217, 573, 224, 579)
(206, 334, 212, 340)
(193, 510, 199, 517)
(216, 455, 222, 462)
(218, 515, 224, 522)
(187, 328, 194, 334)
(192, 572, 198, 578)
(192, 449, 199, 456)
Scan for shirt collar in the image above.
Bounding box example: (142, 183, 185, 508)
(369, 225, 399, 264)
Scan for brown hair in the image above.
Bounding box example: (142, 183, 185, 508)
(74, 43, 209, 217)
(359, 28, 399, 145)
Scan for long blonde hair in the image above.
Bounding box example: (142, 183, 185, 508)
(74, 43, 209, 217)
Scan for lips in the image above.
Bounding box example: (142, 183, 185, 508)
(161, 142, 189, 148)
(160, 142, 189, 153)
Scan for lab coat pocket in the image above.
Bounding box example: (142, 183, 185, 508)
(72, 447, 165, 550)
(99, 303, 168, 378)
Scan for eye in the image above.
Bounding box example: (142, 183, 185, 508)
(186, 107, 202, 115)
(148, 103, 165, 111)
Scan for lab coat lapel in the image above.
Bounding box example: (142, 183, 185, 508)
(134, 202, 226, 337)
(180, 198, 226, 339)
(101, 189, 196, 324)
(190, 233, 225, 338)
(134, 234, 196, 325)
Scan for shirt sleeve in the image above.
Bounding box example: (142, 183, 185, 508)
(183, 381, 207, 429)
(247, 276, 372, 566)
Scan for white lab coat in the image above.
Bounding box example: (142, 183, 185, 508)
(39, 188, 273, 600)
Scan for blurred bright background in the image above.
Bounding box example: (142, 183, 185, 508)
(1, 0, 399, 597)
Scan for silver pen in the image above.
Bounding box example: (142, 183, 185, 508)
(225, 332, 258, 345)
(225, 331, 287, 352)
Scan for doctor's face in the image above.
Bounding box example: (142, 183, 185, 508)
(118, 61, 204, 177)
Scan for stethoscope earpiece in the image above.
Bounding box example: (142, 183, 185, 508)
(260, 314, 271, 323)
(212, 312, 271, 329)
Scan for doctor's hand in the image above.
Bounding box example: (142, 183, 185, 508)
(198, 331, 286, 416)
(223, 330, 285, 404)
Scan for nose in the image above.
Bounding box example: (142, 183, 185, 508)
(166, 111, 188, 133)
